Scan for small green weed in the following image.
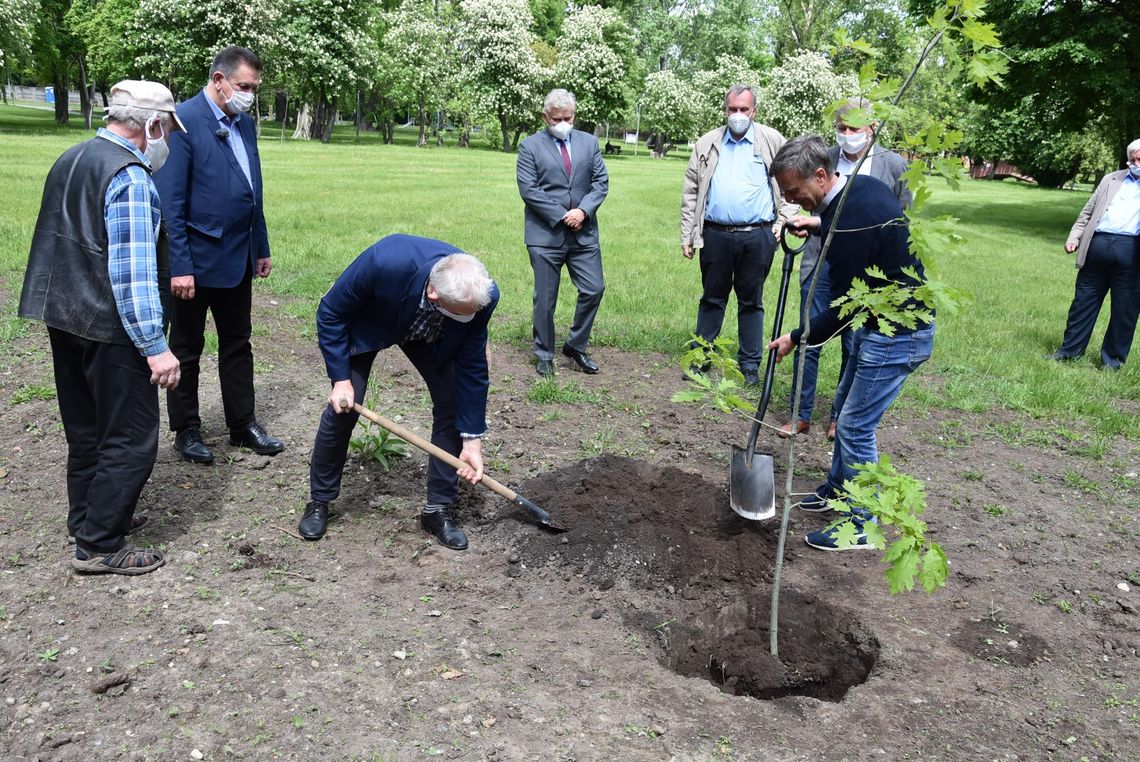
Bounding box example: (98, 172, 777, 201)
(527, 377, 604, 404)
(349, 423, 409, 472)
(1055, 598, 1073, 614)
(960, 469, 985, 481)
(38, 647, 60, 662)
(983, 503, 1007, 517)
(11, 384, 56, 404)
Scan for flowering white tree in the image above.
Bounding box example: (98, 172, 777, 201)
(0, 0, 40, 81)
(380, 0, 453, 146)
(458, 0, 547, 153)
(755, 50, 858, 138)
(691, 54, 762, 134)
(271, 0, 381, 142)
(130, 0, 280, 98)
(553, 5, 640, 127)
(640, 68, 701, 157)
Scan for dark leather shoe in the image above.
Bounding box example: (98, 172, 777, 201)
(298, 501, 329, 540)
(562, 345, 599, 374)
(1044, 351, 1076, 362)
(742, 368, 760, 386)
(174, 428, 214, 464)
(229, 421, 285, 456)
(535, 359, 554, 377)
(420, 508, 468, 550)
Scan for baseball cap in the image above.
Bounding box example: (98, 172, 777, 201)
(108, 80, 187, 132)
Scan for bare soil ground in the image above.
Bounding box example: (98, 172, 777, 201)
(1, 293, 1138, 761)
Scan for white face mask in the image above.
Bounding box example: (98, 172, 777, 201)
(548, 121, 573, 141)
(727, 113, 752, 135)
(219, 76, 255, 113)
(144, 116, 169, 171)
(437, 305, 476, 323)
(837, 130, 869, 155)
(1129, 164, 1140, 178)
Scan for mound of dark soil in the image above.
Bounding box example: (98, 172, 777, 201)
(511, 455, 878, 701)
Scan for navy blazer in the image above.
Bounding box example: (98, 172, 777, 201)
(516, 127, 609, 248)
(155, 91, 270, 289)
(316, 234, 500, 436)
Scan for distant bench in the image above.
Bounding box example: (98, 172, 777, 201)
(604, 141, 622, 156)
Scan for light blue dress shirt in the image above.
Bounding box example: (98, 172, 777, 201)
(1095, 173, 1140, 236)
(704, 127, 775, 225)
(205, 91, 253, 189)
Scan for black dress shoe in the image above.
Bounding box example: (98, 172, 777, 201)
(229, 421, 285, 456)
(562, 345, 599, 374)
(298, 501, 329, 540)
(535, 359, 554, 377)
(174, 428, 214, 464)
(420, 508, 468, 550)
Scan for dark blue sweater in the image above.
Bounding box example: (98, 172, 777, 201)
(792, 174, 928, 345)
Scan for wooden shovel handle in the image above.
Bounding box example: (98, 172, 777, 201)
(346, 399, 519, 502)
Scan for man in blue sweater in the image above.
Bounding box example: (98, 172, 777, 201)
(768, 136, 935, 551)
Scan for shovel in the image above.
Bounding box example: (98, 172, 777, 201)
(347, 400, 565, 532)
(729, 226, 807, 520)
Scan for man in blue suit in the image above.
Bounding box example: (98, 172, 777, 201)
(300, 235, 499, 550)
(155, 45, 283, 465)
(516, 88, 609, 377)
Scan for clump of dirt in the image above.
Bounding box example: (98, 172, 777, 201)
(951, 617, 1051, 667)
(511, 455, 878, 701)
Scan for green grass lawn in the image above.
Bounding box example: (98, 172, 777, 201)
(1, 104, 1135, 437)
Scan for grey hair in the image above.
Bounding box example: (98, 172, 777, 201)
(834, 97, 873, 127)
(429, 253, 494, 309)
(723, 84, 757, 109)
(771, 135, 835, 179)
(1127, 138, 1140, 157)
(543, 89, 576, 114)
(105, 105, 165, 131)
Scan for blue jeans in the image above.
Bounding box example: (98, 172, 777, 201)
(790, 260, 854, 423)
(826, 322, 935, 492)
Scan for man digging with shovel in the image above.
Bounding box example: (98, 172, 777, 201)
(767, 136, 935, 551)
(299, 235, 499, 549)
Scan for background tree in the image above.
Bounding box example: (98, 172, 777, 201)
(458, 0, 546, 153)
(553, 4, 640, 130)
(271, 0, 381, 143)
(30, 0, 83, 124)
(639, 68, 700, 157)
(380, 0, 452, 146)
(756, 50, 856, 137)
(0, 0, 40, 91)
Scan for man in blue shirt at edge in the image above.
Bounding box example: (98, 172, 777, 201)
(680, 84, 796, 384)
(299, 235, 499, 551)
(767, 135, 935, 552)
(19, 80, 184, 575)
(1048, 139, 1140, 369)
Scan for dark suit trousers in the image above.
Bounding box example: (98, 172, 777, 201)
(309, 341, 462, 506)
(167, 269, 255, 431)
(48, 328, 158, 555)
(527, 241, 605, 360)
(693, 225, 776, 370)
(1058, 233, 1140, 368)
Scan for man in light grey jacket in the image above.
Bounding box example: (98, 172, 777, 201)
(1048, 139, 1140, 369)
(516, 88, 610, 377)
(680, 84, 795, 384)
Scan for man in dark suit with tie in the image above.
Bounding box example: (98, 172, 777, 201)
(299, 235, 499, 550)
(155, 45, 284, 465)
(516, 88, 609, 377)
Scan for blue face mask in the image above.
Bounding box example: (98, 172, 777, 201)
(1129, 164, 1140, 178)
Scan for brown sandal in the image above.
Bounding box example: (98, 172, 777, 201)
(71, 544, 165, 576)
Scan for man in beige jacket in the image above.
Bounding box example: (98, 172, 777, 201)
(1048, 139, 1140, 369)
(680, 84, 796, 383)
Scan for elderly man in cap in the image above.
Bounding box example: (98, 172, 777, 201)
(20, 80, 184, 575)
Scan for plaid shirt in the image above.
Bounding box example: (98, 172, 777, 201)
(99, 129, 167, 356)
(401, 292, 446, 344)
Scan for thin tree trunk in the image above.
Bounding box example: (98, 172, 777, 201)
(319, 93, 336, 143)
(436, 107, 446, 147)
(417, 95, 427, 146)
(499, 111, 510, 153)
(53, 71, 69, 125)
(77, 56, 93, 130)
